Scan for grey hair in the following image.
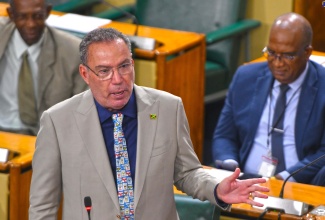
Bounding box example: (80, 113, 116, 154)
(79, 28, 132, 64)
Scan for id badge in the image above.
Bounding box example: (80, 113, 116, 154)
(258, 155, 278, 177)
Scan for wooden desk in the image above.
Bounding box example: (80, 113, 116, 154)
(0, 2, 205, 160)
(0, 131, 36, 220)
(230, 178, 325, 220)
(173, 168, 325, 220)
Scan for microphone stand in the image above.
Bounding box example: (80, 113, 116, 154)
(279, 153, 325, 198)
(253, 154, 325, 216)
(100, 0, 138, 36)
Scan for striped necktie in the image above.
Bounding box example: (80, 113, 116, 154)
(112, 113, 134, 219)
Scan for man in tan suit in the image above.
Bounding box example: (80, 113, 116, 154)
(29, 28, 269, 219)
(0, 0, 87, 135)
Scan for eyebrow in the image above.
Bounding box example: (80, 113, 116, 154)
(94, 58, 132, 69)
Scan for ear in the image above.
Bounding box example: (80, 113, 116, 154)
(305, 45, 313, 59)
(79, 64, 90, 85)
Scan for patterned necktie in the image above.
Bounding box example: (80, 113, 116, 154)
(18, 52, 37, 126)
(112, 113, 134, 219)
(272, 84, 290, 174)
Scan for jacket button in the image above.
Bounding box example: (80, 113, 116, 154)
(116, 214, 121, 219)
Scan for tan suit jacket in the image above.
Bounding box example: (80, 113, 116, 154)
(30, 85, 227, 220)
(0, 17, 87, 134)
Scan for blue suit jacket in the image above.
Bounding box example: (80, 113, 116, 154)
(212, 61, 325, 184)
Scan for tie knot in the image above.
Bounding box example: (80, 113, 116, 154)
(280, 84, 290, 94)
(22, 51, 29, 59)
(112, 113, 123, 125)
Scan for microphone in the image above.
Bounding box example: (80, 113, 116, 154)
(253, 153, 325, 216)
(214, 160, 237, 171)
(279, 153, 325, 198)
(84, 196, 92, 220)
(100, 0, 157, 50)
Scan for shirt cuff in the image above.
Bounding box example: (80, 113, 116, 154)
(277, 171, 297, 182)
(214, 184, 229, 209)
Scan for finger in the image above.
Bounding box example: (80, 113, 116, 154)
(250, 178, 267, 184)
(253, 185, 270, 193)
(251, 191, 268, 199)
(249, 199, 265, 207)
(226, 168, 241, 182)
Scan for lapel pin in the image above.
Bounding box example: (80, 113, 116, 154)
(150, 114, 157, 119)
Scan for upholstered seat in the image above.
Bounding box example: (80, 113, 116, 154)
(175, 194, 220, 220)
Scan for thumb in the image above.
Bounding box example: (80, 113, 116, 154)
(226, 168, 241, 182)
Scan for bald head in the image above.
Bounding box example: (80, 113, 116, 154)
(266, 13, 313, 84)
(271, 13, 313, 47)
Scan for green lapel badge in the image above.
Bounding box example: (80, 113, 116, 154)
(150, 114, 157, 119)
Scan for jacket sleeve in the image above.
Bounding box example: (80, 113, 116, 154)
(29, 111, 62, 220)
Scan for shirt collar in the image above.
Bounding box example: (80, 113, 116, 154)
(12, 28, 45, 62)
(273, 62, 309, 91)
(95, 90, 137, 124)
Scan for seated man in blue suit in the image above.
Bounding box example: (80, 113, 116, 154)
(212, 12, 325, 186)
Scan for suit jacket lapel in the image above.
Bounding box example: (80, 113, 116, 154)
(37, 27, 56, 108)
(0, 21, 14, 61)
(0, 21, 14, 82)
(295, 62, 318, 157)
(74, 90, 119, 211)
(247, 68, 274, 143)
(132, 85, 158, 209)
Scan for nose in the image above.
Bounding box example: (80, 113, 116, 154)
(25, 16, 37, 28)
(272, 55, 285, 67)
(110, 69, 123, 84)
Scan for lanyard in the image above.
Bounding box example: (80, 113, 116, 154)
(266, 84, 302, 150)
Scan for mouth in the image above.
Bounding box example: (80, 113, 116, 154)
(23, 31, 40, 43)
(111, 90, 125, 97)
(273, 70, 286, 76)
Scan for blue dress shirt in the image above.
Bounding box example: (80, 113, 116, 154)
(95, 91, 138, 187)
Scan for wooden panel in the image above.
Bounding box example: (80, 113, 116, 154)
(134, 59, 157, 88)
(9, 166, 32, 220)
(294, 0, 325, 52)
(0, 173, 9, 220)
(156, 43, 205, 160)
(0, 131, 36, 220)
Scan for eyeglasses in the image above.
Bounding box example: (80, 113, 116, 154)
(262, 47, 301, 61)
(82, 61, 134, 80)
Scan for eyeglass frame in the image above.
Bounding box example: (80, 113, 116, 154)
(262, 46, 309, 62)
(82, 60, 134, 80)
